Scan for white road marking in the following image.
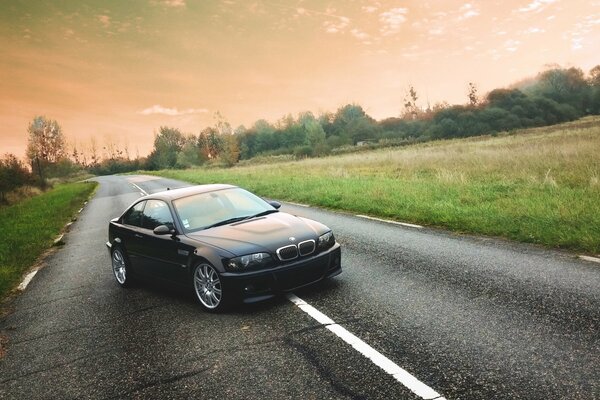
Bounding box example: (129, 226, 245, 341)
(17, 269, 39, 291)
(579, 255, 600, 264)
(53, 234, 64, 245)
(285, 201, 309, 208)
(287, 294, 445, 400)
(131, 183, 148, 196)
(356, 214, 423, 229)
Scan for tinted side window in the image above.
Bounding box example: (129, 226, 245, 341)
(142, 200, 174, 231)
(122, 201, 145, 227)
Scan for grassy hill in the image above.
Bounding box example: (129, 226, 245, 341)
(149, 117, 600, 254)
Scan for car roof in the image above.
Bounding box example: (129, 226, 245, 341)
(143, 184, 238, 202)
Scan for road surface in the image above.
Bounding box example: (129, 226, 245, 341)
(1, 174, 599, 399)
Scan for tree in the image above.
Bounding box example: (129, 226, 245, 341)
(198, 127, 223, 159)
(333, 104, 377, 144)
(402, 85, 419, 119)
(529, 67, 590, 114)
(589, 65, 600, 114)
(176, 137, 204, 168)
(26, 116, 66, 182)
(303, 117, 328, 156)
(147, 127, 186, 169)
(220, 134, 240, 167)
(589, 65, 600, 87)
(468, 82, 479, 107)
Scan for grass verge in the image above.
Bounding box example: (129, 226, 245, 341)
(147, 117, 600, 254)
(0, 181, 98, 301)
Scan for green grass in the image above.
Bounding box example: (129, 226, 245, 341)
(147, 117, 600, 254)
(0, 181, 98, 300)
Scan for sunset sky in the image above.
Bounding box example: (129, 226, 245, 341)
(1, 0, 599, 158)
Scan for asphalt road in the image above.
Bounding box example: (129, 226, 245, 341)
(1, 174, 599, 399)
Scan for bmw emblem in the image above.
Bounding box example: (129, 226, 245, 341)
(289, 237, 296, 242)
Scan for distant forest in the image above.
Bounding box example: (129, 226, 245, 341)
(2, 64, 600, 199)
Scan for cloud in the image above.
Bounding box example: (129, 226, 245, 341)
(379, 8, 408, 36)
(458, 4, 480, 20)
(139, 105, 208, 116)
(362, 6, 378, 13)
(565, 13, 600, 50)
(163, 0, 186, 7)
(98, 15, 111, 27)
(504, 39, 521, 52)
(323, 16, 350, 34)
(523, 27, 545, 34)
(517, 0, 557, 13)
(350, 28, 371, 44)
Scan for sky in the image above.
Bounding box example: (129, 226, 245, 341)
(1, 0, 599, 159)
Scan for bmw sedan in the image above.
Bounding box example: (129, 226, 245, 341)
(106, 184, 342, 312)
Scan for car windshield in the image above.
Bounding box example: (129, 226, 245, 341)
(172, 187, 277, 232)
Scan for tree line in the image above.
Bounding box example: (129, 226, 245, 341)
(144, 64, 600, 167)
(2, 64, 600, 202)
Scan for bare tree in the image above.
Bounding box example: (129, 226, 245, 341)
(26, 116, 66, 183)
(402, 85, 420, 119)
(468, 82, 479, 107)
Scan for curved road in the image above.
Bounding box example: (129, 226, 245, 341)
(1, 175, 599, 399)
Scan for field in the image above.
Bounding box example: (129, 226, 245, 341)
(149, 117, 600, 254)
(0, 182, 97, 300)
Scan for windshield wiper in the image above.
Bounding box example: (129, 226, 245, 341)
(204, 209, 279, 229)
(242, 209, 279, 221)
(204, 216, 248, 229)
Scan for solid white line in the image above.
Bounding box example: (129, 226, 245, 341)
(287, 293, 444, 400)
(17, 269, 39, 291)
(131, 183, 148, 196)
(356, 214, 423, 229)
(579, 255, 600, 264)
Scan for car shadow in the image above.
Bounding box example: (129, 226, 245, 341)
(127, 275, 293, 315)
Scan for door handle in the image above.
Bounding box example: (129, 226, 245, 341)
(134, 234, 143, 238)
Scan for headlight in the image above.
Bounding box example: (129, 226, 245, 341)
(318, 231, 335, 250)
(225, 252, 273, 271)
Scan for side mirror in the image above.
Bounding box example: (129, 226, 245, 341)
(268, 200, 281, 209)
(154, 224, 175, 235)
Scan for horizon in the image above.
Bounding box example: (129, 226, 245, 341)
(1, 0, 599, 159)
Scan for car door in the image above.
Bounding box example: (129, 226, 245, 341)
(138, 199, 190, 282)
(119, 200, 147, 273)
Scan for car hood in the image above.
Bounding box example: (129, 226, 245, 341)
(185, 212, 328, 256)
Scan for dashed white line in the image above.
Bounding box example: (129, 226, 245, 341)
(17, 269, 40, 291)
(356, 214, 423, 229)
(285, 201, 309, 208)
(579, 255, 600, 264)
(131, 183, 148, 196)
(287, 294, 445, 400)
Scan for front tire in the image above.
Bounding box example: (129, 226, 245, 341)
(111, 247, 134, 287)
(192, 262, 226, 312)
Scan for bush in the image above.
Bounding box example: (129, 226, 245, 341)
(0, 154, 34, 204)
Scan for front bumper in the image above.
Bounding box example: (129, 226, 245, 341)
(221, 243, 342, 304)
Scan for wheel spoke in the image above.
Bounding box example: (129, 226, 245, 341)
(112, 250, 127, 285)
(193, 263, 222, 309)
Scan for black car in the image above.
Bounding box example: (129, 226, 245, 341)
(106, 184, 342, 311)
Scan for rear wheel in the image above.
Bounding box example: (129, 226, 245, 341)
(192, 262, 226, 312)
(111, 247, 134, 287)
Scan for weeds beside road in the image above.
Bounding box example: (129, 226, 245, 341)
(0, 182, 97, 301)
(148, 117, 600, 254)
